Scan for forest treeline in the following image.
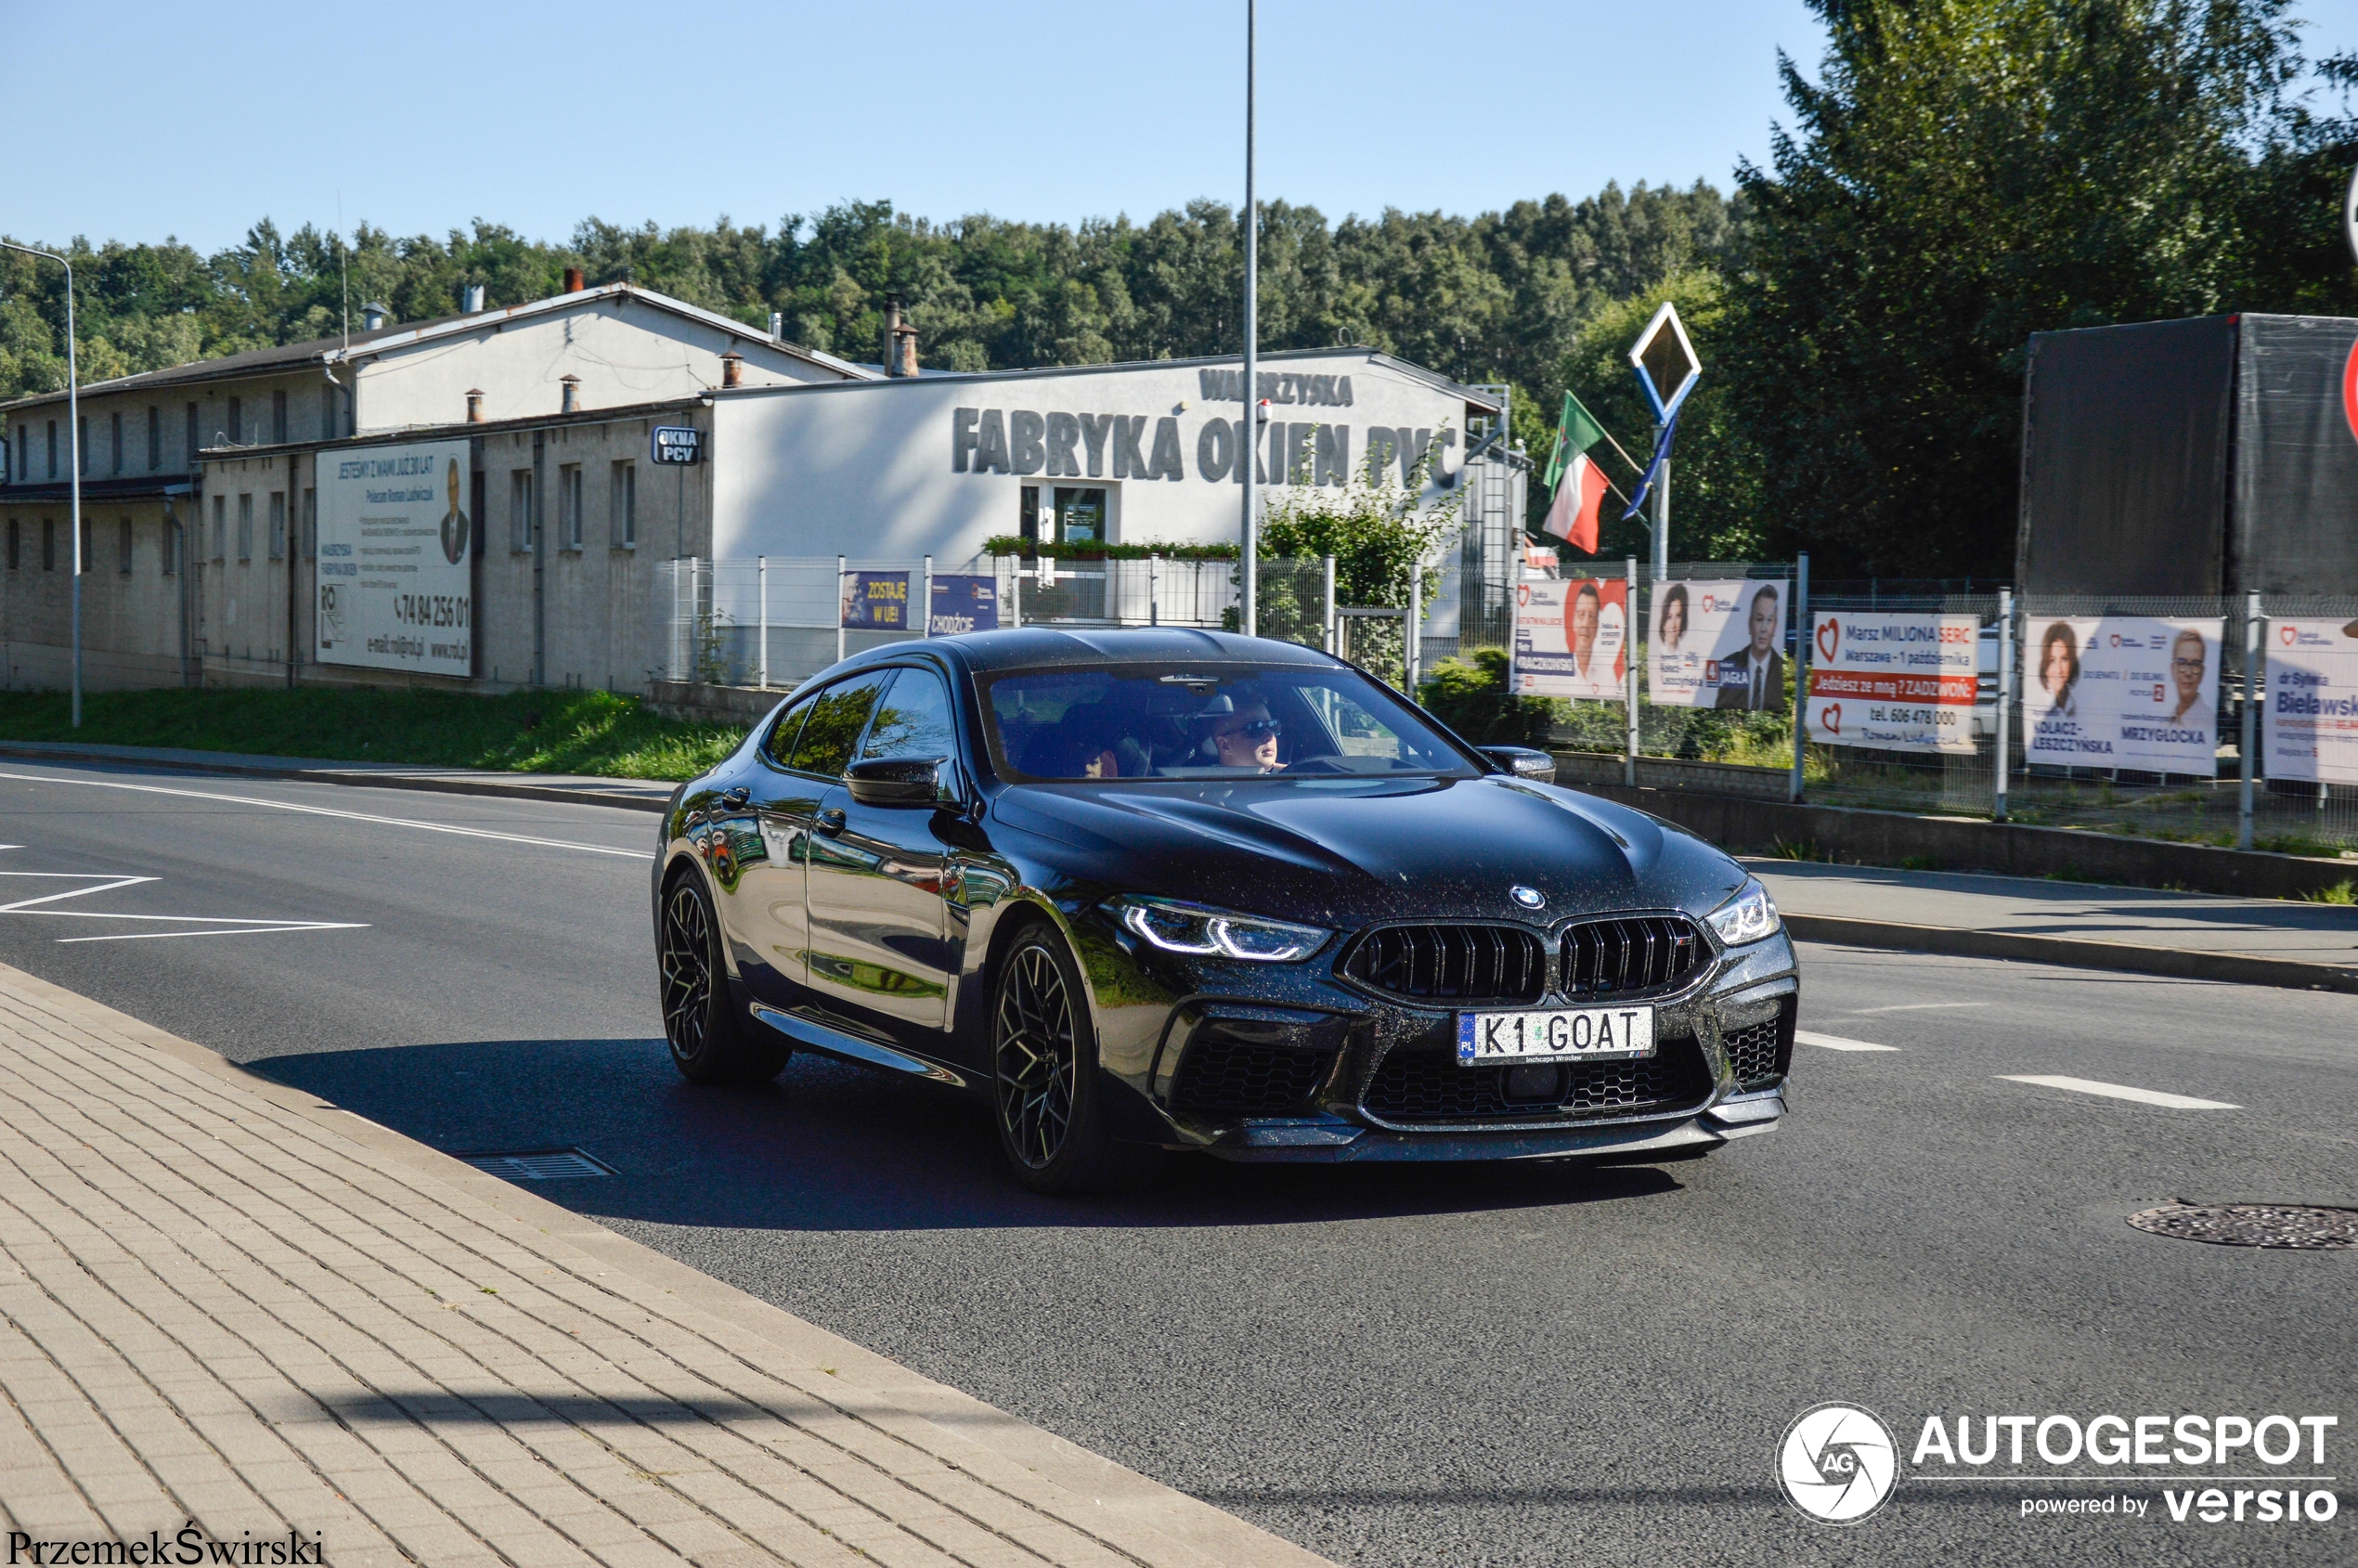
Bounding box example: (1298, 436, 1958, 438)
(4, 0, 2354, 577)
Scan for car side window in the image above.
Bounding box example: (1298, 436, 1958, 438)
(761, 692, 820, 769)
(859, 668, 959, 763)
(787, 673, 889, 779)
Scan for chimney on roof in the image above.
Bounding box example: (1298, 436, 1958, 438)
(560, 375, 581, 414)
(719, 352, 745, 390)
(462, 283, 486, 314)
(563, 267, 585, 293)
(883, 296, 918, 378)
(360, 301, 388, 331)
(466, 388, 486, 423)
(769, 310, 784, 340)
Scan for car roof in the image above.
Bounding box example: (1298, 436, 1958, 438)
(841, 627, 1344, 677)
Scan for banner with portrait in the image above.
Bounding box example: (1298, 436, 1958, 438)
(315, 438, 473, 677)
(1805, 612, 1979, 753)
(841, 571, 913, 629)
(2022, 616, 2222, 774)
(2262, 617, 2358, 785)
(1649, 580, 1787, 711)
(1511, 577, 1627, 701)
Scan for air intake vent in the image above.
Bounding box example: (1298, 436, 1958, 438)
(1341, 925, 1548, 1004)
(1361, 1039, 1713, 1123)
(1171, 1039, 1333, 1117)
(1559, 915, 1704, 1000)
(1723, 1017, 1790, 1090)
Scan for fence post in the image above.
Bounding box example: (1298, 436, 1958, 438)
(1789, 552, 1809, 804)
(1406, 560, 1423, 693)
(836, 553, 847, 667)
(1321, 554, 1337, 654)
(757, 555, 769, 690)
(921, 554, 933, 640)
(2239, 590, 2261, 850)
(1011, 562, 1023, 628)
(1149, 554, 1160, 627)
(1625, 556, 1639, 788)
(1993, 586, 2012, 822)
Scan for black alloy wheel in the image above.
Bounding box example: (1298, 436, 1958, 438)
(991, 923, 1160, 1194)
(658, 871, 788, 1085)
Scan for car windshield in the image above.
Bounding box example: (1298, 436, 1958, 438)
(981, 663, 1479, 782)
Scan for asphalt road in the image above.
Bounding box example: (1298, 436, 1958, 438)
(1, 758, 2350, 1568)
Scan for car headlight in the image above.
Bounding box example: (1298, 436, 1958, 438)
(1704, 878, 1781, 947)
(1112, 896, 1330, 963)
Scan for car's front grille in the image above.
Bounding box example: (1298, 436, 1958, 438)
(1723, 1017, 1789, 1091)
(1559, 915, 1704, 1000)
(1340, 925, 1548, 1005)
(1170, 1038, 1333, 1117)
(1360, 1037, 1713, 1124)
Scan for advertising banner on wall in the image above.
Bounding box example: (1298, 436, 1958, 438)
(315, 439, 473, 677)
(1805, 612, 1979, 752)
(929, 575, 1001, 636)
(2262, 616, 2358, 784)
(1511, 577, 1626, 701)
(841, 571, 912, 630)
(1650, 580, 1789, 711)
(2023, 616, 2222, 774)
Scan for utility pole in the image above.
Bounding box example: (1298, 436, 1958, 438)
(1238, 0, 1258, 638)
(4, 242, 81, 727)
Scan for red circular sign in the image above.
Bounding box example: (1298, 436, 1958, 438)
(2344, 336, 2358, 446)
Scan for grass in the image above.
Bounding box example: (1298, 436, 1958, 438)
(0, 687, 745, 783)
(2300, 879, 2357, 906)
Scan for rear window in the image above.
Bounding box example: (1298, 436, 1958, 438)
(982, 664, 1477, 782)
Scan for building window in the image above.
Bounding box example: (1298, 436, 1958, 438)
(47, 421, 58, 479)
(111, 411, 123, 474)
(227, 397, 242, 446)
(558, 463, 582, 550)
(43, 518, 55, 571)
(236, 494, 253, 562)
(80, 517, 91, 574)
(119, 518, 133, 574)
(302, 488, 316, 558)
(14, 425, 24, 483)
(186, 404, 199, 466)
(268, 492, 286, 561)
(320, 389, 335, 441)
(211, 495, 226, 562)
(148, 407, 161, 472)
(509, 469, 534, 553)
(6, 518, 16, 569)
(163, 518, 180, 576)
(271, 391, 287, 446)
(79, 416, 88, 474)
(610, 460, 636, 549)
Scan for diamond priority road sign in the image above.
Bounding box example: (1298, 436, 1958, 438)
(1628, 299, 1703, 423)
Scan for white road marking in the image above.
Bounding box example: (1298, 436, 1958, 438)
(0, 771, 655, 860)
(0, 874, 158, 911)
(1998, 1075, 2239, 1110)
(1845, 1002, 1989, 1015)
(1795, 1030, 1901, 1053)
(0, 853, 368, 944)
(58, 924, 369, 944)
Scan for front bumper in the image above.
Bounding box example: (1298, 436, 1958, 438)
(1082, 910, 1800, 1164)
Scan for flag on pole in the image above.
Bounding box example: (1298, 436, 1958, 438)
(1543, 450, 1609, 554)
(1542, 392, 1611, 493)
(1620, 408, 1680, 523)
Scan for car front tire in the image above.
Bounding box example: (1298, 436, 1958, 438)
(991, 921, 1160, 1195)
(658, 868, 788, 1086)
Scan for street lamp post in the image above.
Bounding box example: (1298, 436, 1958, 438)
(1239, 0, 1258, 638)
(3, 241, 81, 728)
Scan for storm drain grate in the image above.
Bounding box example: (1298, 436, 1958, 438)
(460, 1148, 614, 1183)
(2127, 1202, 2358, 1251)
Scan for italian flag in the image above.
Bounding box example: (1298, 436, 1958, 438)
(1542, 392, 1612, 553)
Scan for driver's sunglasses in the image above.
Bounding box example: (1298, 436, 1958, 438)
(1225, 718, 1283, 741)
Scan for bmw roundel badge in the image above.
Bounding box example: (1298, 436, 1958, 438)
(1511, 886, 1545, 909)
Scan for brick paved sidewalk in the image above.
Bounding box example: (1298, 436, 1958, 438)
(0, 964, 1328, 1568)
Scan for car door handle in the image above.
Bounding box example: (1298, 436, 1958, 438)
(719, 786, 750, 809)
(814, 808, 847, 836)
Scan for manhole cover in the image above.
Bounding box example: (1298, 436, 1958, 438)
(460, 1148, 613, 1183)
(2127, 1202, 2358, 1250)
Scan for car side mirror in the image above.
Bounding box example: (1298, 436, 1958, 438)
(847, 756, 954, 808)
(1481, 745, 1556, 784)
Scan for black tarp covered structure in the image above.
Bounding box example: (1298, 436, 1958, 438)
(2015, 314, 2358, 596)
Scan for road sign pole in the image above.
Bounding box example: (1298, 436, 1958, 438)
(836, 554, 847, 667)
(1652, 449, 1668, 578)
(2239, 591, 2261, 850)
(1994, 587, 2013, 822)
(1625, 557, 1639, 787)
(757, 555, 768, 689)
(1789, 554, 1809, 804)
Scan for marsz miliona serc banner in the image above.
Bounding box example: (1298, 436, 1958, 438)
(2024, 616, 2222, 775)
(1512, 577, 1627, 700)
(315, 438, 473, 677)
(2263, 617, 2358, 784)
(1806, 611, 1978, 753)
(1650, 580, 1789, 712)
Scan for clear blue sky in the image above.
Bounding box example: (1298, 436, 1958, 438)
(9, 1, 2356, 254)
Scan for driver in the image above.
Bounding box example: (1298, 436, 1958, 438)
(1200, 698, 1283, 772)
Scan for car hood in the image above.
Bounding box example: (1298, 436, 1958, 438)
(989, 773, 1747, 925)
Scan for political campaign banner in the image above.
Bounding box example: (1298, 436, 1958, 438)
(2262, 617, 2358, 785)
(842, 571, 912, 630)
(315, 438, 473, 677)
(929, 574, 1001, 636)
(2023, 616, 2221, 774)
(1805, 611, 1979, 753)
(1511, 577, 1626, 701)
(1650, 580, 1787, 711)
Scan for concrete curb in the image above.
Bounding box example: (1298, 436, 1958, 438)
(0, 740, 674, 813)
(2, 960, 1330, 1568)
(1784, 913, 2358, 994)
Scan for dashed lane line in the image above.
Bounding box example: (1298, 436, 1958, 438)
(1998, 1075, 2240, 1110)
(1795, 1030, 1901, 1053)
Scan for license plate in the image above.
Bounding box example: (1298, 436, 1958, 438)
(1457, 1005, 1655, 1065)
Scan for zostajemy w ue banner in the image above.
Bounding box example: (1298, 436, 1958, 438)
(315, 438, 473, 678)
(2023, 616, 2221, 775)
